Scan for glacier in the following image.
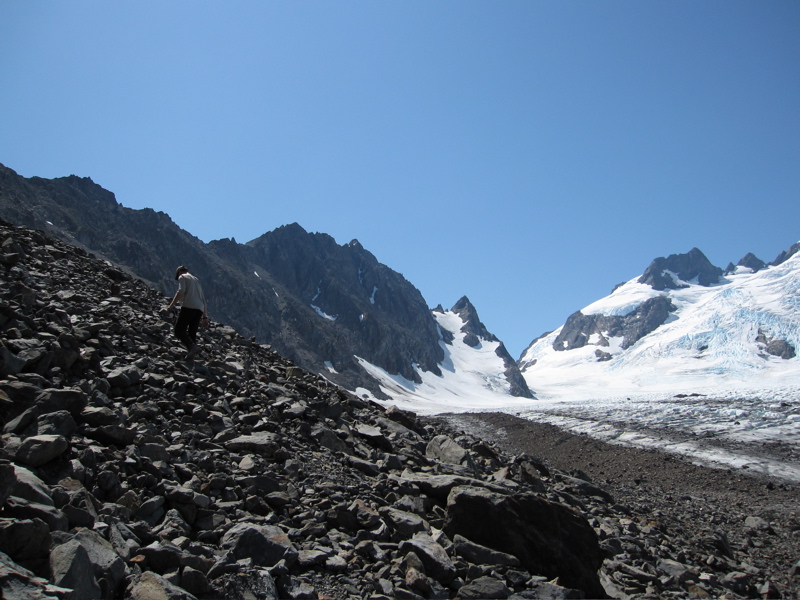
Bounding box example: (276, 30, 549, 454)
(361, 246, 800, 482)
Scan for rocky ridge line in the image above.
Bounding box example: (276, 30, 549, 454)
(0, 219, 789, 599)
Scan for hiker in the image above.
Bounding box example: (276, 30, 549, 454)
(164, 265, 208, 359)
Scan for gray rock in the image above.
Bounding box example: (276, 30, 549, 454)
(393, 470, 498, 502)
(379, 506, 429, 541)
(138, 541, 185, 574)
(79, 406, 121, 427)
(105, 365, 144, 388)
(558, 475, 614, 503)
(71, 528, 127, 598)
(180, 566, 210, 597)
(310, 425, 351, 454)
(0, 343, 27, 377)
(0, 549, 69, 600)
(355, 423, 393, 451)
(398, 533, 456, 585)
(83, 424, 136, 446)
(278, 575, 317, 600)
(36, 410, 77, 437)
(453, 534, 520, 567)
(426, 435, 470, 465)
(656, 557, 691, 583)
(128, 570, 198, 600)
(224, 432, 281, 456)
(220, 523, 298, 568)
(8, 465, 53, 506)
(1, 497, 68, 532)
(34, 388, 88, 418)
(457, 575, 511, 599)
(50, 540, 102, 600)
(0, 518, 51, 563)
(638, 247, 723, 290)
(10, 434, 69, 467)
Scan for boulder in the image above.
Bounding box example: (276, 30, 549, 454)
(9, 434, 69, 467)
(456, 575, 511, 599)
(34, 388, 88, 418)
(426, 435, 470, 465)
(220, 523, 298, 568)
(71, 528, 127, 598)
(36, 411, 77, 438)
(224, 432, 281, 456)
(0, 518, 51, 563)
(444, 486, 605, 598)
(398, 533, 457, 585)
(50, 540, 102, 599)
(128, 570, 198, 600)
(9, 465, 53, 506)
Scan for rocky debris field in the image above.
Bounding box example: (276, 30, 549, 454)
(0, 217, 797, 600)
(438, 412, 800, 600)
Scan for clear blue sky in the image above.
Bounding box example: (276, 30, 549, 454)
(2, 2, 799, 358)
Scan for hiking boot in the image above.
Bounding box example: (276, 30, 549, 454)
(186, 345, 201, 360)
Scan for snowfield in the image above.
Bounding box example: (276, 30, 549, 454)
(357, 309, 536, 415)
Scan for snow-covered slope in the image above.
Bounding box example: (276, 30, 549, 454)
(356, 305, 536, 415)
(511, 245, 800, 481)
(520, 246, 800, 401)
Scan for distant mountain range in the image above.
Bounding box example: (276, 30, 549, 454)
(0, 163, 530, 401)
(2, 162, 798, 408)
(519, 242, 800, 401)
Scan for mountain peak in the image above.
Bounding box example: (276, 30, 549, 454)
(771, 241, 800, 267)
(638, 247, 723, 290)
(737, 252, 766, 273)
(450, 296, 499, 348)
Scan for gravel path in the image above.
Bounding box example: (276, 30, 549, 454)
(435, 411, 800, 598)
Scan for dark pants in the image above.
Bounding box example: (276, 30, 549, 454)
(175, 307, 203, 349)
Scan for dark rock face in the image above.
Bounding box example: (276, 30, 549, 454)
(638, 247, 723, 290)
(756, 328, 796, 359)
(240, 224, 444, 388)
(553, 295, 676, 354)
(0, 163, 446, 396)
(449, 297, 533, 398)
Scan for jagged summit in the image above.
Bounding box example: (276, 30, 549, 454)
(737, 252, 766, 272)
(637, 247, 723, 290)
(771, 240, 800, 266)
(450, 296, 499, 348)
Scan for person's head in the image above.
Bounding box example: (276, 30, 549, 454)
(175, 266, 188, 280)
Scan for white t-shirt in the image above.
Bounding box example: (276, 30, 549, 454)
(178, 273, 206, 311)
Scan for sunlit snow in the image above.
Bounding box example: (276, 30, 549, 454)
(311, 305, 337, 321)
